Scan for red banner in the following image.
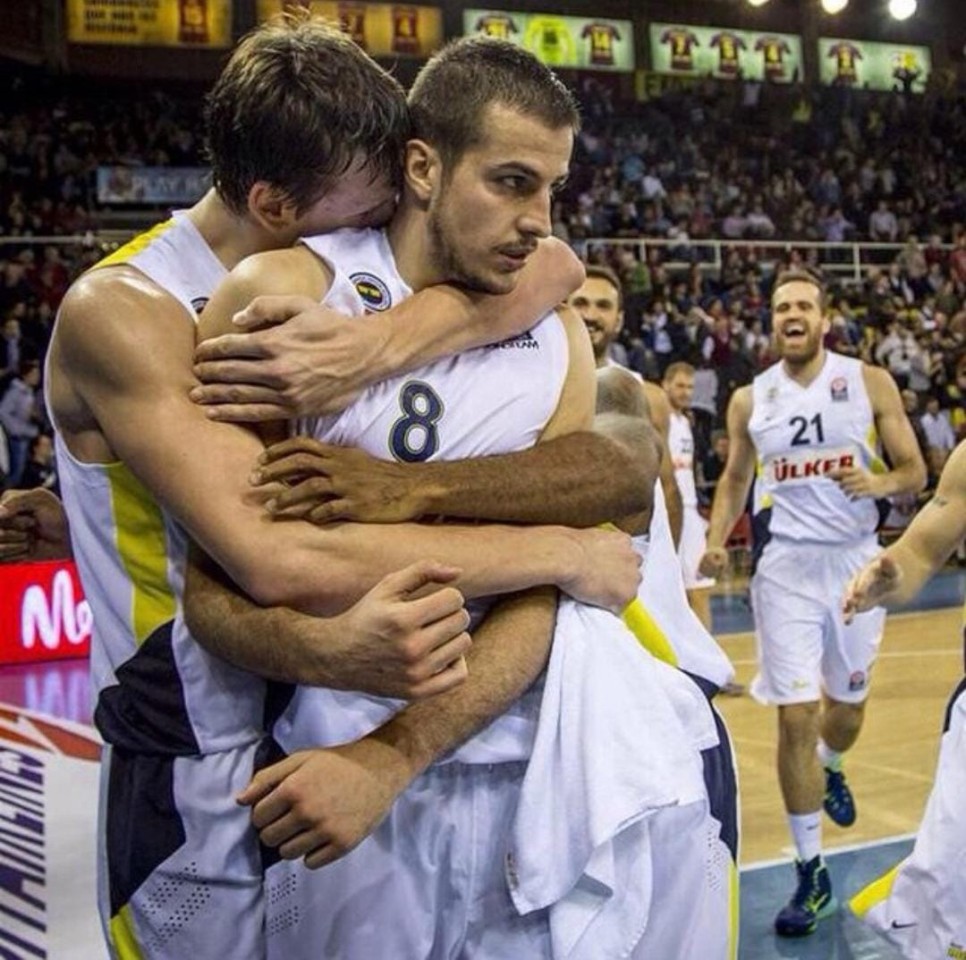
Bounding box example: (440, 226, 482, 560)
(1, 561, 92, 665)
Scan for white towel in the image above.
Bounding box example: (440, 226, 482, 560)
(508, 599, 707, 958)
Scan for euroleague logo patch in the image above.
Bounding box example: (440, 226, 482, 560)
(830, 376, 849, 402)
(848, 670, 867, 692)
(351, 272, 391, 312)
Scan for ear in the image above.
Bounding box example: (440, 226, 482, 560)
(404, 139, 441, 205)
(246, 181, 299, 233)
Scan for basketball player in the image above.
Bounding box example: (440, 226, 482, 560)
(188, 38, 719, 958)
(44, 17, 641, 960)
(700, 268, 926, 936)
(844, 440, 965, 959)
(664, 361, 717, 630)
(567, 264, 684, 543)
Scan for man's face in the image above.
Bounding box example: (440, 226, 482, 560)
(664, 371, 694, 412)
(772, 280, 828, 366)
(568, 275, 622, 362)
(297, 155, 398, 237)
(426, 103, 572, 295)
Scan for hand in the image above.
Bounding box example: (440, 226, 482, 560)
(842, 554, 901, 623)
(238, 737, 411, 869)
(0, 489, 71, 562)
(251, 437, 425, 524)
(191, 296, 388, 420)
(828, 466, 885, 499)
(699, 546, 729, 579)
(329, 560, 472, 699)
(560, 527, 642, 613)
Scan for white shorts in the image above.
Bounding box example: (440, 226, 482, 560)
(98, 742, 267, 960)
(265, 760, 550, 960)
(851, 678, 966, 959)
(679, 506, 715, 589)
(749, 537, 886, 705)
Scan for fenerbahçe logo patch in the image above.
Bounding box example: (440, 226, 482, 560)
(351, 272, 391, 312)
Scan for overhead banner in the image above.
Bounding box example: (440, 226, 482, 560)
(97, 166, 210, 204)
(464, 10, 635, 72)
(256, 1, 442, 57)
(65, 0, 232, 47)
(818, 37, 931, 92)
(649, 22, 803, 84)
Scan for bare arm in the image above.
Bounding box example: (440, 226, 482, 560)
(700, 386, 757, 576)
(191, 239, 584, 421)
(642, 381, 683, 547)
(237, 587, 558, 869)
(844, 439, 965, 617)
(251, 309, 659, 527)
(829, 365, 927, 499)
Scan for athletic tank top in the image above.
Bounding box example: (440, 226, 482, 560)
(668, 410, 698, 509)
(50, 213, 272, 756)
(278, 228, 569, 762)
(748, 353, 886, 544)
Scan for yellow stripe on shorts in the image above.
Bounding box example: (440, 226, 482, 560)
(848, 863, 900, 918)
(108, 463, 177, 644)
(109, 904, 147, 960)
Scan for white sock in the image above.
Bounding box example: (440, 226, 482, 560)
(817, 739, 843, 772)
(788, 812, 822, 863)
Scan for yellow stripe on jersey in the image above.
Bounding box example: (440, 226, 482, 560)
(727, 858, 740, 960)
(865, 423, 887, 474)
(93, 219, 175, 271)
(108, 462, 176, 643)
(622, 598, 679, 667)
(847, 862, 899, 918)
(109, 904, 147, 960)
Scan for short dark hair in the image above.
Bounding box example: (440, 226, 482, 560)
(596, 367, 647, 417)
(204, 11, 410, 216)
(583, 264, 623, 309)
(772, 268, 828, 312)
(408, 36, 580, 168)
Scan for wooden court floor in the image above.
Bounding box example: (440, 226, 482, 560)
(717, 606, 963, 865)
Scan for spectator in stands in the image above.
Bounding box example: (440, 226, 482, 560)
(920, 395, 957, 476)
(20, 431, 57, 493)
(698, 429, 730, 507)
(875, 320, 921, 389)
(0, 359, 41, 488)
(868, 200, 899, 242)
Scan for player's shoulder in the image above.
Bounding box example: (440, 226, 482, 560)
(729, 384, 754, 421)
(230, 245, 329, 300)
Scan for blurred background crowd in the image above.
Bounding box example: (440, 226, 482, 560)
(1, 61, 963, 525)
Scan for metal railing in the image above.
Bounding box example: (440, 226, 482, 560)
(581, 237, 949, 284)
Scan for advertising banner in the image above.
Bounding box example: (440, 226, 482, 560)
(66, 0, 232, 48)
(648, 22, 803, 83)
(0, 561, 92, 665)
(97, 166, 210, 204)
(257, 1, 443, 57)
(464, 9, 635, 72)
(818, 37, 931, 92)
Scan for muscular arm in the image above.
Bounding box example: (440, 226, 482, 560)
(192, 239, 584, 420)
(844, 440, 965, 614)
(865, 365, 928, 497)
(641, 381, 683, 547)
(254, 310, 659, 527)
(54, 265, 625, 620)
(705, 386, 757, 553)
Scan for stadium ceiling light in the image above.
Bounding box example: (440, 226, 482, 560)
(820, 0, 849, 13)
(888, 0, 917, 19)
(746, 0, 770, 7)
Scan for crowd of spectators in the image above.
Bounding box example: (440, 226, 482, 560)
(0, 62, 963, 528)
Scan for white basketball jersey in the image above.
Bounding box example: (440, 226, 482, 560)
(748, 353, 886, 544)
(633, 482, 734, 690)
(668, 410, 699, 508)
(49, 214, 272, 756)
(279, 228, 570, 762)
